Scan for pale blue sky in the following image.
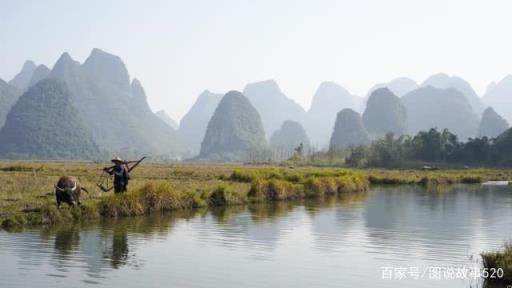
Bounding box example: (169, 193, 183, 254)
(1, 0, 511, 120)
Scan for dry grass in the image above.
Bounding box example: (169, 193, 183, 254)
(365, 168, 511, 186)
(481, 243, 512, 284)
(0, 161, 510, 229)
(1, 162, 366, 228)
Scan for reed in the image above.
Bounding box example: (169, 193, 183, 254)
(367, 168, 507, 186)
(481, 243, 512, 284)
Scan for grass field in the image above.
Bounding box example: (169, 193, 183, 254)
(366, 168, 512, 185)
(0, 162, 368, 228)
(1, 161, 511, 229)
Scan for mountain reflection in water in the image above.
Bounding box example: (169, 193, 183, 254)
(1, 185, 511, 288)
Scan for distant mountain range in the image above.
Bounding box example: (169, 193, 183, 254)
(421, 73, 485, 115)
(402, 86, 479, 141)
(361, 77, 418, 112)
(484, 75, 512, 124)
(175, 75, 512, 157)
(178, 90, 223, 155)
(307, 82, 360, 148)
(243, 80, 307, 138)
(478, 107, 509, 138)
(0, 78, 100, 160)
(367, 77, 419, 98)
(156, 110, 178, 130)
(3, 49, 512, 161)
(8, 60, 37, 91)
(1, 49, 184, 159)
(0, 79, 21, 128)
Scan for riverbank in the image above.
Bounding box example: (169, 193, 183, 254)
(2, 162, 512, 282)
(0, 163, 369, 229)
(366, 168, 512, 185)
(1, 162, 512, 229)
(4, 186, 504, 288)
(481, 243, 512, 284)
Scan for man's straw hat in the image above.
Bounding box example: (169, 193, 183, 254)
(111, 156, 124, 163)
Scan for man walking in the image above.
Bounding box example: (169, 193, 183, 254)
(104, 157, 130, 193)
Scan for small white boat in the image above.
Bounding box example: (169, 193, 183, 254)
(482, 181, 509, 186)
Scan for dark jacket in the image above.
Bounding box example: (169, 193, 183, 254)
(107, 165, 129, 193)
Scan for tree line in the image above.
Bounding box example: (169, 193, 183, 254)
(345, 128, 511, 168)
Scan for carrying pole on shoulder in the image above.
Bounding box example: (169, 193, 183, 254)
(127, 156, 146, 172)
(96, 156, 146, 192)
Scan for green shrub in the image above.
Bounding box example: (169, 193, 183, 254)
(186, 189, 209, 208)
(98, 193, 144, 217)
(209, 183, 246, 206)
(267, 179, 299, 200)
(283, 172, 302, 183)
(139, 182, 192, 211)
(303, 173, 368, 198)
(229, 168, 254, 183)
(249, 179, 301, 201)
(248, 178, 266, 200)
(461, 176, 482, 184)
(304, 177, 324, 197)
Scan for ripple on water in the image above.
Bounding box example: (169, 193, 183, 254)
(1, 185, 512, 288)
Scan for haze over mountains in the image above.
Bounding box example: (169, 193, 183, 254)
(330, 109, 370, 150)
(0, 79, 21, 128)
(243, 80, 307, 138)
(361, 77, 418, 112)
(421, 73, 485, 115)
(2, 48, 512, 161)
(156, 110, 178, 130)
(367, 77, 419, 98)
(178, 90, 223, 155)
(484, 75, 512, 124)
(0, 78, 100, 159)
(198, 91, 267, 162)
(363, 88, 407, 137)
(478, 107, 509, 138)
(1, 49, 184, 159)
(8, 60, 37, 91)
(402, 86, 479, 141)
(270, 120, 310, 160)
(307, 82, 360, 147)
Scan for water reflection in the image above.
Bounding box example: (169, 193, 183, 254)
(107, 225, 129, 269)
(53, 226, 81, 257)
(31, 212, 186, 279)
(0, 185, 512, 288)
(364, 186, 512, 264)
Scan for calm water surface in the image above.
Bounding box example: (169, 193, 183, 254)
(1, 185, 512, 288)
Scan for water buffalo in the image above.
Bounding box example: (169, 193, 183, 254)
(54, 176, 89, 208)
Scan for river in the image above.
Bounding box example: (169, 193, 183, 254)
(1, 185, 511, 287)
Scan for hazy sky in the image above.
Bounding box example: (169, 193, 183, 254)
(1, 0, 512, 121)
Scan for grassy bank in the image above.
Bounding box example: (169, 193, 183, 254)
(366, 168, 512, 186)
(481, 243, 512, 284)
(0, 163, 369, 229)
(1, 162, 512, 229)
